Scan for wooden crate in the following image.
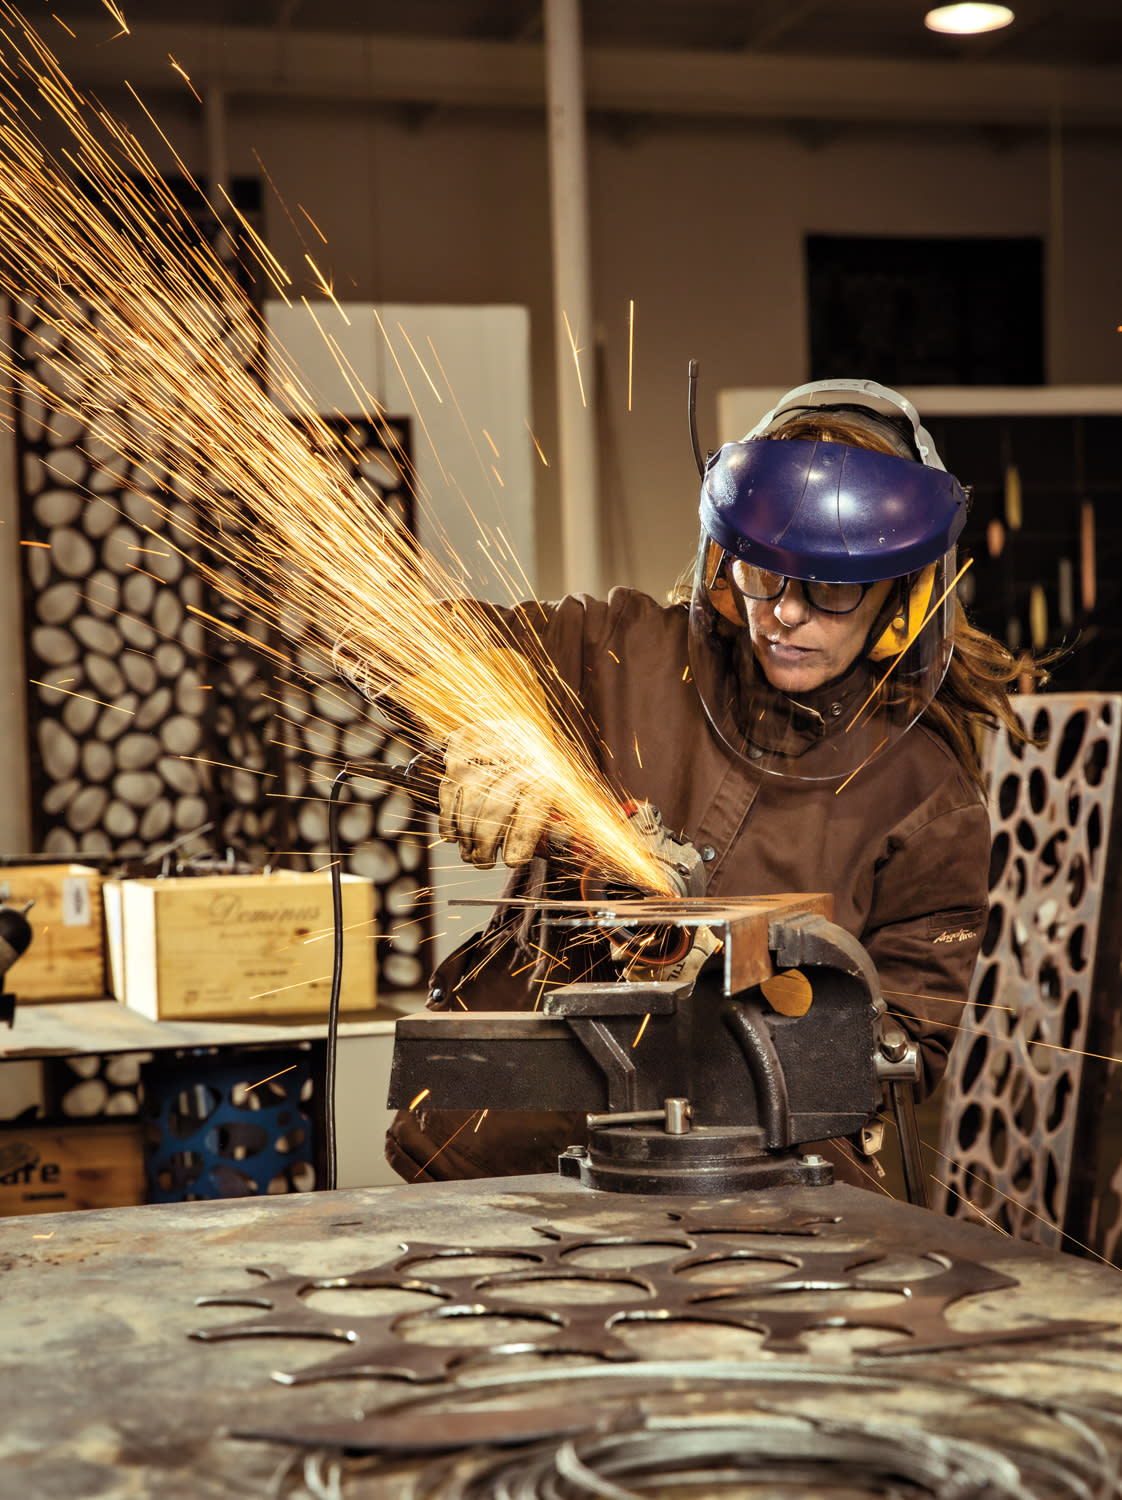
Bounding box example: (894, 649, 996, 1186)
(0, 864, 105, 1002)
(115, 871, 378, 1020)
(0, 1124, 146, 1216)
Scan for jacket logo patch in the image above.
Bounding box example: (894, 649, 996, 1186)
(933, 927, 975, 944)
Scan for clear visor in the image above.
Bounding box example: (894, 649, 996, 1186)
(687, 535, 959, 783)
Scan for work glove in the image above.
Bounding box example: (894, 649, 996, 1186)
(438, 722, 554, 869)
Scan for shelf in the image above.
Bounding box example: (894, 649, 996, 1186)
(0, 993, 425, 1061)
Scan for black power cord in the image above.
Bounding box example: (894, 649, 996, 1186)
(323, 764, 350, 1192)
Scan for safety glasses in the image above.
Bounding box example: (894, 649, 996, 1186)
(728, 559, 873, 616)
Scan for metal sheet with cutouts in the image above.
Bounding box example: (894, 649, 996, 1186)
(13, 296, 432, 995)
(934, 694, 1122, 1263)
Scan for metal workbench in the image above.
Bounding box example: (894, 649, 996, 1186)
(2, 1173, 1120, 1497)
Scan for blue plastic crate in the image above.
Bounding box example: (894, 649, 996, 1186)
(142, 1048, 317, 1202)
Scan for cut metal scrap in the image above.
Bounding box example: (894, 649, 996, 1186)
(232, 1366, 1121, 1496)
(191, 1204, 1113, 1387)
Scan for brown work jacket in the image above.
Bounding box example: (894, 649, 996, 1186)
(386, 588, 990, 1185)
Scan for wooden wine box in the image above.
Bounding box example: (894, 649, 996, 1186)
(111, 871, 378, 1020)
(0, 863, 105, 1002)
(0, 1124, 146, 1216)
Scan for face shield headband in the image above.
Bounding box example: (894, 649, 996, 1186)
(742, 378, 948, 470)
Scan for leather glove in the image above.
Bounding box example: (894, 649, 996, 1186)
(438, 722, 555, 869)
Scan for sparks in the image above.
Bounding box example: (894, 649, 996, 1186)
(409, 1088, 431, 1110)
(833, 735, 890, 795)
(174, 756, 276, 777)
(168, 55, 201, 104)
(413, 1111, 484, 1178)
(245, 975, 330, 1001)
(524, 419, 550, 468)
(298, 204, 328, 244)
(0, 8, 676, 903)
(303, 254, 351, 324)
(881, 986, 1012, 1012)
(561, 308, 587, 408)
(627, 298, 634, 412)
(100, 1, 130, 34)
(397, 322, 442, 403)
(908, 1122, 1116, 1266)
(29, 680, 134, 714)
(244, 1064, 298, 1093)
(888, 1010, 1122, 1068)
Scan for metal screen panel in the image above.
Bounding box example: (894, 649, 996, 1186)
(934, 694, 1122, 1264)
(13, 294, 433, 997)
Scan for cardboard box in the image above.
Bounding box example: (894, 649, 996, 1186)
(0, 1124, 146, 1216)
(0, 1061, 45, 1124)
(102, 877, 126, 1007)
(0, 864, 105, 1002)
(115, 871, 378, 1020)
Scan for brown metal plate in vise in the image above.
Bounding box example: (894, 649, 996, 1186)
(533, 893, 834, 995)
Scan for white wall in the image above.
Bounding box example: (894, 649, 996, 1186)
(265, 301, 536, 602)
(265, 301, 536, 968)
(222, 109, 1122, 604)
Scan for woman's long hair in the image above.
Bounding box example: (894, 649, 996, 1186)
(676, 411, 1050, 790)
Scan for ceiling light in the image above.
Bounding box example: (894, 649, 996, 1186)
(924, 4, 1014, 35)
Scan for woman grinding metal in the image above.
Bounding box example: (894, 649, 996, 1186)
(386, 378, 1041, 1187)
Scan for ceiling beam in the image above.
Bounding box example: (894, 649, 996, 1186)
(46, 25, 1122, 131)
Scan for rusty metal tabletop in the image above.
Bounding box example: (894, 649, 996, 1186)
(2, 1175, 1121, 1498)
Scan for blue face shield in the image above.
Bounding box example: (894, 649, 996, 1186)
(699, 439, 967, 585)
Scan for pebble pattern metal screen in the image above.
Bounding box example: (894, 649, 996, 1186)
(934, 694, 1122, 1264)
(13, 294, 433, 996)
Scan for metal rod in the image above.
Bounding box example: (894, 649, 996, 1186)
(889, 1079, 930, 1209)
(322, 765, 349, 1192)
(688, 359, 705, 477)
(586, 1098, 692, 1134)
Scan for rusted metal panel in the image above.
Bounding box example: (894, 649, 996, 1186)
(934, 693, 1122, 1263)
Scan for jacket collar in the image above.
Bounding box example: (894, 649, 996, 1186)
(745, 656, 873, 760)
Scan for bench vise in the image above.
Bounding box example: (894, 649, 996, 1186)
(388, 894, 925, 1201)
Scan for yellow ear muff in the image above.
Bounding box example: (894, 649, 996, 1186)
(868, 562, 937, 661)
(704, 540, 747, 625)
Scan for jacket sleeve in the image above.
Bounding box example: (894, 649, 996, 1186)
(861, 793, 991, 1101)
(472, 591, 623, 694)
